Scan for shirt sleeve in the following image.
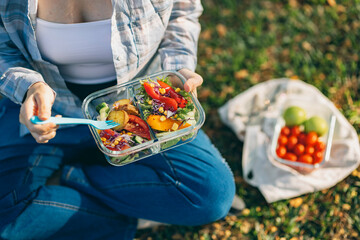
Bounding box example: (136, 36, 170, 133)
(0, 18, 47, 104)
(159, 0, 203, 72)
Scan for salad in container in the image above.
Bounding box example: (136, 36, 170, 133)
(82, 71, 205, 166)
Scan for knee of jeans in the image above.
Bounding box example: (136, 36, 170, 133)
(183, 165, 235, 226)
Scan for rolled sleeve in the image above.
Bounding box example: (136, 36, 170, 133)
(160, 0, 203, 72)
(0, 17, 47, 104)
(1, 67, 46, 104)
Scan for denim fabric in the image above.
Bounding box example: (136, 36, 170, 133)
(0, 98, 235, 240)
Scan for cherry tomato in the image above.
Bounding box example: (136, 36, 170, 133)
(281, 126, 291, 136)
(284, 153, 297, 161)
(298, 154, 313, 164)
(313, 151, 324, 164)
(298, 133, 307, 145)
(278, 135, 288, 146)
(291, 126, 301, 136)
(315, 141, 326, 151)
(305, 146, 315, 155)
(306, 132, 318, 146)
(276, 146, 287, 158)
(287, 136, 298, 150)
(293, 144, 305, 156)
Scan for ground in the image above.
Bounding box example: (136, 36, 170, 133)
(135, 0, 360, 239)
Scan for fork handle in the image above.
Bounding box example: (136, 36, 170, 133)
(30, 116, 92, 126)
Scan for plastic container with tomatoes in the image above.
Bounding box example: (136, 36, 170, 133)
(82, 71, 205, 166)
(270, 97, 336, 174)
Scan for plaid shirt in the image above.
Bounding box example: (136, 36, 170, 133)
(0, 0, 202, 136)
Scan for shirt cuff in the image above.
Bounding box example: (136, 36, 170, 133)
(10, 69, 49, 104)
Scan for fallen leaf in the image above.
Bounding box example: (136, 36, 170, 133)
(198, 88, 212, 100)
(240, 221, 251, 234)
(246, 10, 254, 20)
(234, 69, 249, 80)
(289, 197, 303, 208)
(270, 226, 278, 233)
(200, 29, 212, 40)
(216, 24, 227, 38)
(302, 41, 312, 51)
(327, 0, 336, 7)
(171, 233, 183, 240)
(242, 208, 250, 216)
(289, 0, 298, 8)
(290, 75, 299, 80)
(342, 203, 351, 210)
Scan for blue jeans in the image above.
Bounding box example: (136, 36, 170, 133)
(0, 99, 235, 240)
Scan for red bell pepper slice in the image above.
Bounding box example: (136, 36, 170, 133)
(157, 80, 188, 108)
(143, 82, 178, 111)
(157, 80, 171, 93)
(159, 96, 178, 111)
(143, 82, 160, 100)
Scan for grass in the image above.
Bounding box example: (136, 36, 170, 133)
(136, 0, 360, 239)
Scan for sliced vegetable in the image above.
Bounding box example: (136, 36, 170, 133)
(107, 110, 129, 131)
(101, 129, 117, 139)
(158, 80, 188, 108)
(107, 143, 131, 152)
(143, 82, 160, 100)
(157, 80, 172, 93)
(96, 103, 110, 121)
(113, 99, 131, 109)
(143, 82, 178, 111)
(124, 115, 151, 140)
(134, 135, 144, 144)
(117, 103, 140, 116)
(146, 114, 191, 132)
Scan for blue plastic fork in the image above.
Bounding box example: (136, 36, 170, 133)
(30, 116, 120, 130)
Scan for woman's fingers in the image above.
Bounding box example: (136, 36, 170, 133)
(32, 130, 57, 144)
(20, 82, 57, 143)
(35, 91, 53, 120)
(178, 68, 203, 94)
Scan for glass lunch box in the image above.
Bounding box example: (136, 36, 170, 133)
(82, 71, 205, 166)
(269, 96, 336, 174)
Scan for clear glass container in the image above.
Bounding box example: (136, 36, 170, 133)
(269, 96, 336, 174)
(82, 71, 205, 166)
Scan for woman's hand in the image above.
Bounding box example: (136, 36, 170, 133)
(178, 68, 203, 97)
(19, 82, 58, 143)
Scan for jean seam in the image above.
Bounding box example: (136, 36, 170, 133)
(65, 166, 74, 181)
(12, 190, 17, 205)
(23, 154, 42, 184)
(32, 199, 121, 219)
(160, 152, 181, 186)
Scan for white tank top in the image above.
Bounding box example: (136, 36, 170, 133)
(35, 18, 117, 85)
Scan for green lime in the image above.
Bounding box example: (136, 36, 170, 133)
(304, 116, 328, 136)
(283, 106, 307, 127)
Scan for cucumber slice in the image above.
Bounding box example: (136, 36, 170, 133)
(134, 135, 144, 144)
(96, 102, 110, 121)
(96, 102, 109, 113)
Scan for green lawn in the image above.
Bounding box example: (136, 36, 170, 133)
(136, 0, 360, 239)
